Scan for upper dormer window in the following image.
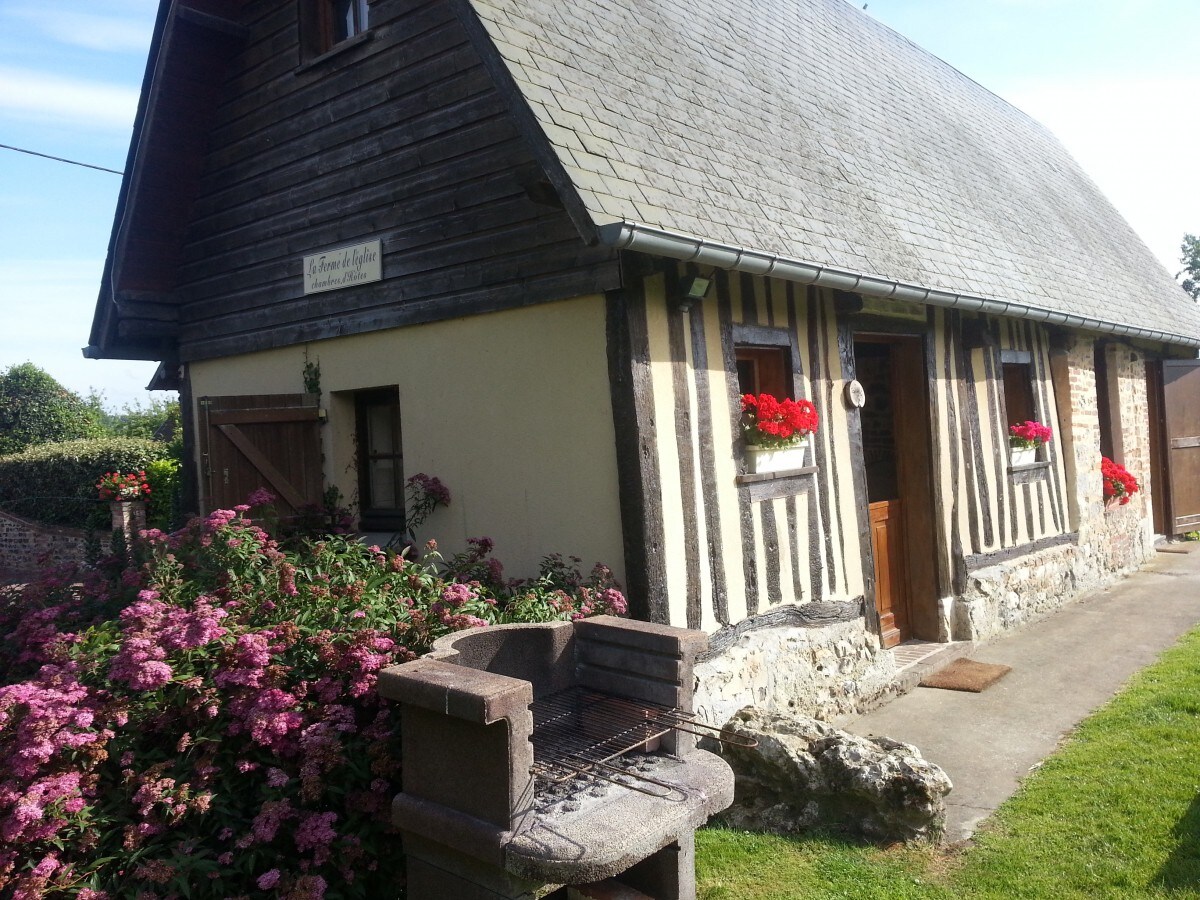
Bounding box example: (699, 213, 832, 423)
(300, 0, 369, 61)
(331, 0, 368, 43)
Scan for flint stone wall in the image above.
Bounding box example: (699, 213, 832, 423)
(0, 509, 93, 577)
(694, 609, 897, 726)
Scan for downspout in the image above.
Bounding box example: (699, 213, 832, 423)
(598, 221, 1200, 349)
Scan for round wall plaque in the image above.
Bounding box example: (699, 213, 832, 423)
(844, 379, 866, 409)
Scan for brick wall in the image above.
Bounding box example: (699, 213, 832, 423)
(0, 509, 98, 576)
(1052, 334, 1153, 556)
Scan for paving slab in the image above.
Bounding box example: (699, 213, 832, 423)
(846, 544, 1200, 843)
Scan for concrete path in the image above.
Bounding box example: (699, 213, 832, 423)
(846, 543, 1200, 843)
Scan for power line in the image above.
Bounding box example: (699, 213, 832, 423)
(0, 143, 123, 176)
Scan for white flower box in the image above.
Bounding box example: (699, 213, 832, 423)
(745, 439, 812, 474)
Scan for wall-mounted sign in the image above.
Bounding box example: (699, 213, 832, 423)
(844, 379, 866, 408)
(860, 295, 926, 321)
(303, 239, 382, 295)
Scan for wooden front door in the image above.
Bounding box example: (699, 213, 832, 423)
(1162, 361, 1200, 535)
(854, 336, 937, 646)
(870, 499, 910, 648)
(199, 394, 324, 517)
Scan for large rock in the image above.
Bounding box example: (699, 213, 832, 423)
(718, 707, 952, 844)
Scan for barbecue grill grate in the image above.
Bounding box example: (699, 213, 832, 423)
(529, 685, 753, 799)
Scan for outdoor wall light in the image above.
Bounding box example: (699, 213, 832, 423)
(675, 275, 712, 311)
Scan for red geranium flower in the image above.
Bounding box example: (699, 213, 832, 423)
(741, 393, 819, 449)
(1100, 456, 1139, 506)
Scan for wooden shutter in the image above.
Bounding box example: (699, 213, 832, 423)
(199, 394, 324, 517)
(1162, 361, 1200, 535)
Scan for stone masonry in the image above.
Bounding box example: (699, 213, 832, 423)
(693, 617, 897, 727)
(0, 509, 94, 576)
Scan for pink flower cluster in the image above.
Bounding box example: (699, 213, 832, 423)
(0, 485, 626, 896)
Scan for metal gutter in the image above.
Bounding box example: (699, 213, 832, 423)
(598, 221, 1200, 349)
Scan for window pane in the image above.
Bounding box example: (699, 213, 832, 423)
(1002, 363, 1036, 426)
(367, 404, 395, 455)
(735, 347, 791, 398)
(333, 0, 355, 41)
(369, 459, 398, 508)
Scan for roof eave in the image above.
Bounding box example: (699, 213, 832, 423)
(599, 220, 1200, 349)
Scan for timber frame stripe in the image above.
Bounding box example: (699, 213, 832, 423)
(787, 285, 817, 602)
(684, 263, 730, 625)
(720, 271, 761, 616)
(981, 325, 1009, 549)
(808, 287, 837, 596)
(606, 276, 668, 624)
(954, 311, 986, 552)
(665, 278, 703, 629)
(839, 314, 878, 635)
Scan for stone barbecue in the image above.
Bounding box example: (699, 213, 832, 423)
(377, 615, 738, 899)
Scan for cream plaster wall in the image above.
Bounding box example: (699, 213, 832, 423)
(188, 296, 626, 583)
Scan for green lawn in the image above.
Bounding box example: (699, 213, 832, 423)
(697, 625, 1200, 899)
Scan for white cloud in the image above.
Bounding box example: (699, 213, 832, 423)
(6, 8, 153, 53)
(1003, 75, 1200, 273)
(0, 67, 139, 130)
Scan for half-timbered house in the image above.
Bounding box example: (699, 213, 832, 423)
(88, 0, 1200, 720)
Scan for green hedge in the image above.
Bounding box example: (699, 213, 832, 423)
(0, 437, 172, 529)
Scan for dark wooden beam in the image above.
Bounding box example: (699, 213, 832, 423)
(118, 319, 179, 340)
(699, 600, 865, 660)
(116, 295, 180, 322)
(961, 317, 996, 350)
(833, 290, 865, 314)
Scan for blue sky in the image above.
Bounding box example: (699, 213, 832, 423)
(0, 0, 1197, 407)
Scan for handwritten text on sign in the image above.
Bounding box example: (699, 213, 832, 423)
(302, 240, 382, 295)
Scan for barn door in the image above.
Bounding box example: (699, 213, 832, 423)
(199, 394, 324, 518)
(1162, 361, 1200, 535)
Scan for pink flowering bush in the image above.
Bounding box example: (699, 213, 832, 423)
(0, 504, 624, 897)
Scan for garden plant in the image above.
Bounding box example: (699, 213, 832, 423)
(0, 483, 625, 898)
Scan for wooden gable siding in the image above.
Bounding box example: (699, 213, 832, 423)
(170, 0, 618, 362)
(621, 263, 1072, 632)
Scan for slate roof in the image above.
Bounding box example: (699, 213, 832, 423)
(463, 0, 1200, 345)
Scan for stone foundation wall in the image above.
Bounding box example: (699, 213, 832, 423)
(0, 509, 94, 575)
(955, 542, 1079, 641)
(693, 617, 897, 727)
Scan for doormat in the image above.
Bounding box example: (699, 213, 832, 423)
(919, 657, 1011, 693)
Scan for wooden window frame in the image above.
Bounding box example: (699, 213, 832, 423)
(354, 387, 404, 531)
(732, 324, 796, 400)
(1095, 342, 1118, 462)
(300, 0, 370, 61)
(999, 350, 1037, 430)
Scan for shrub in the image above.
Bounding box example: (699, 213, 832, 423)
(0, 508, 625, 897)
(0, 438, 169, 529)
(0, 364, 103, 455)
(144, 458, 183, 532)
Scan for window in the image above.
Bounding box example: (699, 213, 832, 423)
(300, 0, 369, 60)
(1095, 342, 1117, 461)
(331, 0, 368, 43)
(1002, 361, 1036, 428)
(355, 387, 404, 531)
(736, 346, 791, 398)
